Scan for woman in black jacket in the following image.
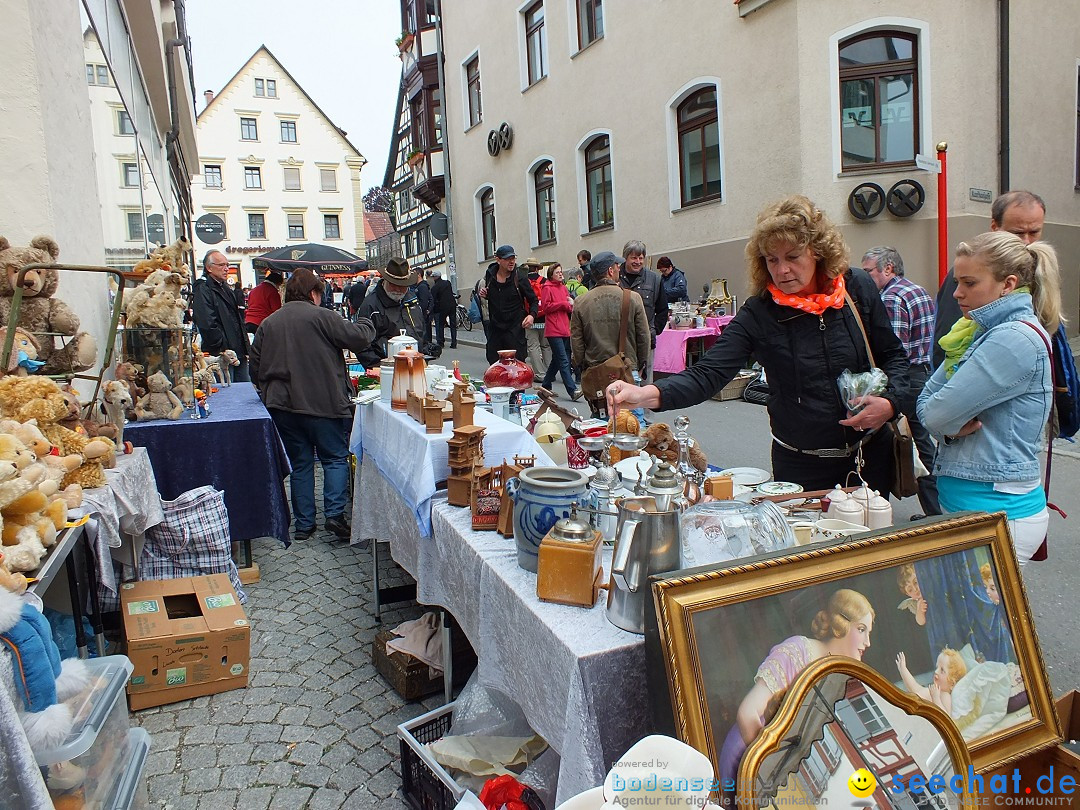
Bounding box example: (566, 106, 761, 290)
(606, 195, 911, 494)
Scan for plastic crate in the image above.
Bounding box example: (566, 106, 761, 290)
(106, 728, 152, 810)
(397, 702, 464, 810)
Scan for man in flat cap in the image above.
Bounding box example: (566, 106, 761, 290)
(476, 245, 539, 364)
(354, 257, 426, 370)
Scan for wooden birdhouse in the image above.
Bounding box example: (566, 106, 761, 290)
(449, 380, 475, 428)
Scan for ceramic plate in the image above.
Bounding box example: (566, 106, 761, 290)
(614, 455, 652, 484)
(718, 466, 771, 486)
(756, 481, 804, 496)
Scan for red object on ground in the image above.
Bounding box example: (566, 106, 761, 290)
(479, 775, 530, 810)
(483, 349, 534, 391)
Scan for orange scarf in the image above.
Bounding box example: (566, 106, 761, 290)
(767, 275, 847, 315)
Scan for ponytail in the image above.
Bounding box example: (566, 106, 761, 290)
(1028, 241, 1065, 330)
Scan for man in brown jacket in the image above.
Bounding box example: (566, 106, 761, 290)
(571, 251, 650, 417)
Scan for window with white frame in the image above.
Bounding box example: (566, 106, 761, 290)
(280, 120, 297, 143)
(576, 0, 603, 50)
(240, 117, 259, 141)
(324, 215, 341, 240)
(533, 161, 556, 245)
(480, 188, 497, 260)
(677, 87, 722, 206)
(283, 167, 302, 191)
(244, 166, 262, 189)
(122, 162, 140, 188)
(248, 213, 266, 239)
(266, 79, 277, 97)
(584, 135, 613, 231)
(524, 2, 547, 86)
(87, 64, 110, 85)
(204, 165, 222, 188)
(287, 213, 305, 239)
(320, 168, 337, 192)
(255, 78, 265, 96)
(466, 55, 482, 128)
(839, 31, 918, 170)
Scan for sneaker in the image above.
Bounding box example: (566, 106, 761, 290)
(909, 513, 927, 522)
(570, 390, 584, 402)
(325, 515, 351, 540)
(293, 526, 315, 542)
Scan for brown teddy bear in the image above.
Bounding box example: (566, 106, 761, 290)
(606, 411, 641, 465)
(0, 236, 96, 376)
(642, 422, 707, 472)
(0, 377, 113, 489)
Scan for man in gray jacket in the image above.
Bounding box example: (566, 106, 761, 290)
(250, 268, 376, 543)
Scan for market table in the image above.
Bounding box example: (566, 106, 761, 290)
(124, 382, 292, 561)
(353, 455, 647, 805)
(653, 326, 720, 373)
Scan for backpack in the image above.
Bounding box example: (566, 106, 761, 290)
(528, 274, 545, 318)
(1051, 323, 1080, 438)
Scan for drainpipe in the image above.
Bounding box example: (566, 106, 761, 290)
(998, 0, 1010, 193)
(165, 36, 192, 244)
(433, 0, 457, 293)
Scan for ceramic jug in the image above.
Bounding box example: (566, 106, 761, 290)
(829, 494, 866, 525)
(506, 467, 594, 572)
(391, 348, 426, 411)
(823, 485, 849, 518)
(866, 490, 893, 529)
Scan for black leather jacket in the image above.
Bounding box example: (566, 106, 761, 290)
(620, 268, 668, 339)
(655, 269, 911, 452)
(354, 281, 426, 368)
(192, 274, 250, 358)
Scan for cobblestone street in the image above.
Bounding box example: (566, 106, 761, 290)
(133, 471, 436, 810)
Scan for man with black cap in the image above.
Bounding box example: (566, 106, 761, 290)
(476, 244, 539, 364)
(571, 251, 650, 415)
(245, 269, 284, 335)
(354, 257, 426, 370)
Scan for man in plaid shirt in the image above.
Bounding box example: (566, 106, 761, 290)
(862, 247, 939, 516)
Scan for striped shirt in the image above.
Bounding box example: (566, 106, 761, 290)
(880, 276, 935, 366)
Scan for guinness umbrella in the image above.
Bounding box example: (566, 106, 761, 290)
(252, 243, 368, 276)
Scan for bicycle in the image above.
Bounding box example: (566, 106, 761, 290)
(455, 303, 474, 331)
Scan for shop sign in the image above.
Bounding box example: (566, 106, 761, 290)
(195, 214, 226, 245)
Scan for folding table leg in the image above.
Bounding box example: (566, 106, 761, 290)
(440, 609, 453, 706)
(81, 538, 107, 657)
(66, 556, 88, 660)
(372, 538, 382, 622)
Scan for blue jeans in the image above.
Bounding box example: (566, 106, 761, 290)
(541, 336, 578, 396)
(269, 409, 350, 531)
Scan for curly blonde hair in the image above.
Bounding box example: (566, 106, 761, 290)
(745, 195, 850, 296)
(811, 588, 875, 640)
(896, 564, 918, 594)
(938, 648, 968, 689)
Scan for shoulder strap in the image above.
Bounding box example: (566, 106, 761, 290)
(619, 289, 630, 355)
(844, 293, 875, 369)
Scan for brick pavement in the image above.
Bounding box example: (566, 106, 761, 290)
(133, 470, 441, 809)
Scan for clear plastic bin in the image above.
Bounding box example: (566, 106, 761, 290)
(105, 728, 152, 810)
(36, 655, 135, 809)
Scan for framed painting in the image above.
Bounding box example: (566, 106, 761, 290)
(651, 512, 1061, 802)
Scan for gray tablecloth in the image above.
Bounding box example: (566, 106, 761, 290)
(353, 460, 649, 804)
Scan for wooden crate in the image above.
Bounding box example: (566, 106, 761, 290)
(712, 374, 755, 401)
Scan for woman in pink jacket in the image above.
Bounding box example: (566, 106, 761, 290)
(540, 264, 582, 400)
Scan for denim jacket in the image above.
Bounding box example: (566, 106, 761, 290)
(917, 293, 1051, 482)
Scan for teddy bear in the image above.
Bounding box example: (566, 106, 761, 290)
(0, 585, 91, 755)
(124, 268, 186, 328)
(642, 422, 708, 472)
(114, 361, 145, 421)
(0, 236, 97, 376)
(0, 377, 114, 489)
(0, 551, 28, 593)
(135, 370, 184, 421)
(605, 410, 641, 465)
(0, 326, 44, 377)
(58, 385, 118, 453)
(0, 419, 83, 500)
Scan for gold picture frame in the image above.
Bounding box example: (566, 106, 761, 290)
(651, 512, 1061, 793)
(739, 657, 975, 808)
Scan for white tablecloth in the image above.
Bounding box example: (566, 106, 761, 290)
(349, 400, 552, 537)
(77, 447, 165, 605)
(352, 459, 648, 804)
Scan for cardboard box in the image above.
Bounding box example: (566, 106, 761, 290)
(121, 574, 250, 710)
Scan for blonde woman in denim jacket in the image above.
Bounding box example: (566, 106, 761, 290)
(918, 232, 1062, 564)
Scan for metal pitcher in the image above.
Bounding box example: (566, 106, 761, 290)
(607, 495, 684, 635)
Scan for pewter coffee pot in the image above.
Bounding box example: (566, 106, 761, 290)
(607, 471, 685, 635)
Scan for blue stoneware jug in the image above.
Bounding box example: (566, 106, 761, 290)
(506, 467, 593, 572)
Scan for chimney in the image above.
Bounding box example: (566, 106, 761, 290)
(204, 90, 215, 106)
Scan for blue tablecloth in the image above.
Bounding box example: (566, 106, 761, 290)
(124, 382, 291, 545)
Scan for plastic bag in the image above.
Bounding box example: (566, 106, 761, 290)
(837, 367, 887, 413)
(450, 671, 536, 739)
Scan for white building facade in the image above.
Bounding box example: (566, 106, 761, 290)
(435, 0, 1080, 330)
(192, 47, 367, 287)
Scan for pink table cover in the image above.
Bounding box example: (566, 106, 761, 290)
(653, 326, 718, 373)
(706, 315, 734, 331)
